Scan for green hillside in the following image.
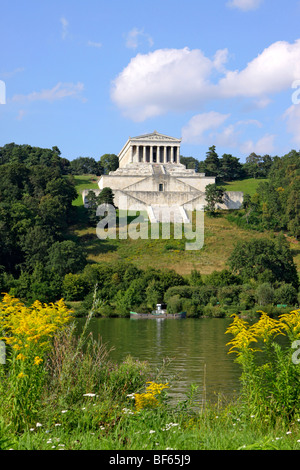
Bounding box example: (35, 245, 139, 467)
(73, 174, 99, 206)
(218, 178, 268, 196)
(71, 175, 300, 276)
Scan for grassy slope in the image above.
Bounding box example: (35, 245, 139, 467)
(217, 178, 269, 196)
(73, 174, 99, 206)
(71, 176, 300, 276)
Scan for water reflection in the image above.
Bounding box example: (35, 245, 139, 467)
(77, 317, 242, 403)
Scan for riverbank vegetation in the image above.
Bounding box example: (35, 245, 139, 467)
(1, 295, 300, 450)
(0, 142, 300, 450)
(0, 143, 299, 318)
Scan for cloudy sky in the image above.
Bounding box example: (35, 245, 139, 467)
(1, 0, 300, 162)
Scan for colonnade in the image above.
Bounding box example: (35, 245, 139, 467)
(130, 145, 180, 164)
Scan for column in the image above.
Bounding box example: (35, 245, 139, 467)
(143, 146, 146, 163)
(164, 146, 167, 164)
(157, 146, 160, 163)
(130, 145, 133, 163)
(136, 145, 140, 163)
(171, 147, 174, 163)
(177, 147, 180, 163)
(150, 146, 153, 163)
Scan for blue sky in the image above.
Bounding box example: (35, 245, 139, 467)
(1, 0, 300, 163)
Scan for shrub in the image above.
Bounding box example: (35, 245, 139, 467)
(274, 283, 298, 306)
(0, 294, 73, 430)
(166, 295, 183, 314)
(226, 309, 300, 424)
(63, 273, 88, 301)
(255, 283, 275, 306)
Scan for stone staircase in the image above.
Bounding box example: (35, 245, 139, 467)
(147, 205, 190, 224)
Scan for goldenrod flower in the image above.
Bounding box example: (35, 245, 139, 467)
(279, 309, 300, 341)
(134, 382, 169, 411)
(16, 353, 26, 361)
(33, 356, 43, 366)
(250, 311, 283, 343)
(17, 372, 28, 379)
(226, 314, 258, 356)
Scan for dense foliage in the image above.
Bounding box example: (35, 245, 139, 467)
(0, 142, 299, 315)
(181, 145, 274, 182)
(227, 150, 300, 238)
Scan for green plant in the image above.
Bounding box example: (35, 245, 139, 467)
(226, 309, 300, 424)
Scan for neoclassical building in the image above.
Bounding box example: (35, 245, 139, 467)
(83, 131, 243, 222)
(118, 130, 181, 166)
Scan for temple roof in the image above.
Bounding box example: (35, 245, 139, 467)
(129, 130, 181, 143)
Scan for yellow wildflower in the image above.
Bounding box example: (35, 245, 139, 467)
(33, 356, 43, 366)
(250, 311, 283, 343)
(17, 372, 28, 379)
(16, 353, 26, 361)
(279, 309, 300, 341)
(134, 382, 169, 411)
(226, 314, 258, 356)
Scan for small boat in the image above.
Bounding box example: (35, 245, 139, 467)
(130, 303, 186, 319)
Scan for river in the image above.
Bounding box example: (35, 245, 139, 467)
(76, 317, 242, 404)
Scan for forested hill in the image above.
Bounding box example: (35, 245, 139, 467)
(0, 142, 299, 316)
(0, 143, 86, 301)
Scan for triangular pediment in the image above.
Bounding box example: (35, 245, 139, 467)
(130, 131, 181, 143)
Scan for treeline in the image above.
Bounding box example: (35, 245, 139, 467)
(227, 150, 300, 238)
(0, 144, 87, 302)
(49, 234, 299, 318)
(181, 145, 274, 181)
(0, 142, 299, 316)
(0, 142, 118, 176)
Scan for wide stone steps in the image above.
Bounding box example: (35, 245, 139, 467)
(147, 205, 190, 224)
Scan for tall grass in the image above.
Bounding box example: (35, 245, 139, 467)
(2, 296, 300, 450)
(226, 310, 300, 425)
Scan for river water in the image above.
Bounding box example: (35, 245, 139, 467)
(77, 317, 242, 404)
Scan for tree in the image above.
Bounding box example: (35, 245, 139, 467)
(203, 146, 220, 177)
(204, 184, 225, 214)
(243, 153, 274, 179)
(228, 236, 299, 288)
(219, 154, 243, 181)
(46, 240, 87, 277)
(69, 157, 101, 175)
(99, 154, 119, 174)
(255, 283, 275, 306)
(62, 273, 88, 301)
(180, 156, 199, 171)
(98, 187, 115, 206)
(274, 283, 298, 306)
(85, 190, 101, 225)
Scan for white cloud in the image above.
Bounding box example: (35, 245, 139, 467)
(12, 82, 85, 103)
(182, 112, 230, 144)
(213, 49, 229, 72)
(125, 28, 154, 49)
(16, 109, 26, 120)
(87, 40, 102, 49)
(283, 104, 300, 146)
(111, 40, 300, 122)
(227, 0, 263, 11)
(219, 40, 300, 98)
(182, 113, 267, 154)
(0, 67, 25, 79)
(240, 134, 276, 155)
(60, 17, 69, 40)
(111, 47, 215, 121)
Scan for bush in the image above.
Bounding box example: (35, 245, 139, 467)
(226, 310, 300, 424)
(203, 304, 226, 318)
(166, 295, 183, 314)
(63, 273, 88, 301)
(274, 283, 298, 306)
(217, 285, 242, 306)
(255, 283, 275, 306)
